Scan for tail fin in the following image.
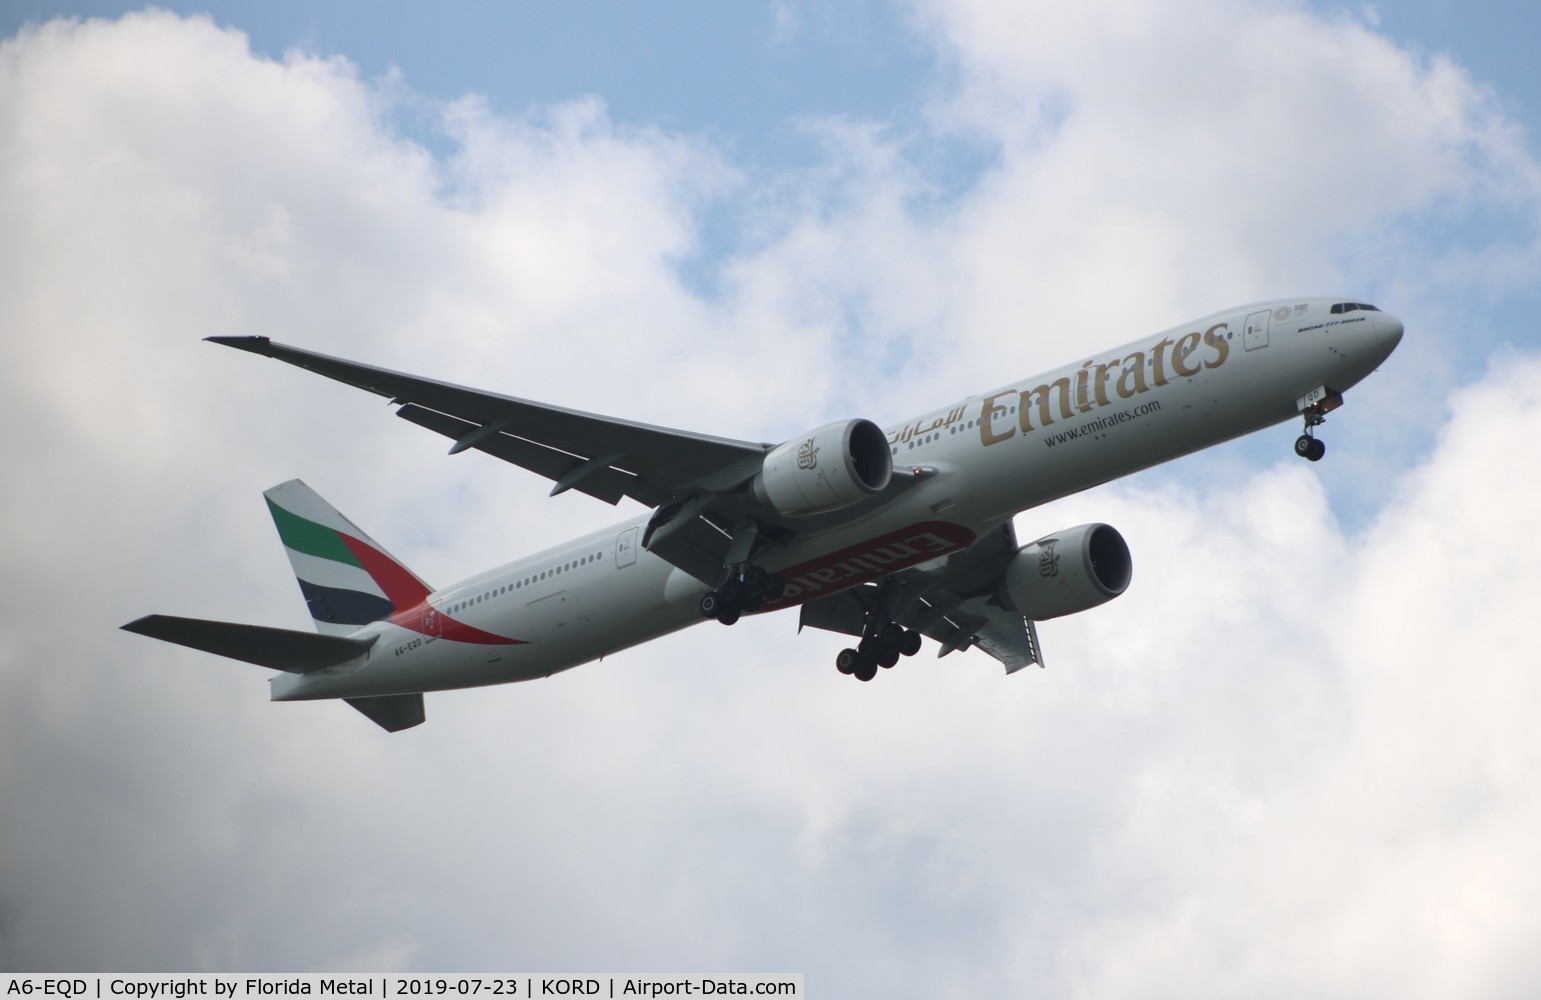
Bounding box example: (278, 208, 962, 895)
(264, 479, 432, 635)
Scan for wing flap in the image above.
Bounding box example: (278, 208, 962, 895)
(395, 403, 653, 506)
(641, 508, 731, 585)
(972, 612, 1044, 672)
(797, 588, 871, 637)
(122, 614, 375, 672)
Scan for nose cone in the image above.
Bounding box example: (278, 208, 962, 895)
(1375, 311, 1405, 356)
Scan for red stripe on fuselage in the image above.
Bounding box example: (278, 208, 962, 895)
(389, 603, 528, 646)
(337, 533, 526, 645)
(765, 520, 977, 607)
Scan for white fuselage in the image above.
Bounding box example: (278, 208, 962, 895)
(270, 298, 1402, 703)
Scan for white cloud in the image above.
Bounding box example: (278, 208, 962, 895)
(1, 5, 1540, 995)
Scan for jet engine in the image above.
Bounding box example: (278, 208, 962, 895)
(998, 522, 1133, 620)
(752, 419, 893, 517)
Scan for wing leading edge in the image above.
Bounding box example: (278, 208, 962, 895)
(207, 336, 771, 509)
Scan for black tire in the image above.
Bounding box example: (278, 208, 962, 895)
(1308, 438, 1326, 462)
(836, 648, 859, 674)
(900, 630, 923, 656)
(1294, 434, 1314, 458)
(877, 622, 903, 648)
(699, 592, 721, 619)
(720, 578, 744, 604)
(854, 658, 878, 682)
(761, 574, 786, 602)
(717, 604, 741, 626)
(878, 649, 899, 669)
(742, 565, 766, 590)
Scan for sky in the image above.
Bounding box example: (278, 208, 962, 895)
(2, 1, 1541, 995)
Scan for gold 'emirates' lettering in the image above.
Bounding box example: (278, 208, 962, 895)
(980, 322, 1230, 446)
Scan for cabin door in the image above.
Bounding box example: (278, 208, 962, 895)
(1244, 310, 1271, 351)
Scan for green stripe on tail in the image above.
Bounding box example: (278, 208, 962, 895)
(265, 497, 362, 566)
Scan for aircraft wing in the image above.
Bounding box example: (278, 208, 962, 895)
(207, 337, 771, 508)
(932, 600, 1044, 672)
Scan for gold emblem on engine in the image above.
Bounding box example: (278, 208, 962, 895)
(798, 437, 819, 470)
(1038, 540, 1060, 578)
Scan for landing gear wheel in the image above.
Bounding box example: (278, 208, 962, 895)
(836, 648, 859, 675)
(877, 649, 900, 669)
(719, 578, 744, 604)
(760, 574, 786, 602)
(1294, 434, 1325, 462)
(899, 630, 923, 657)
(877, 621, 904, 648)
(854, 658, 879, 682)
(741, 565, 765, 591)
(703, 588, 741, 625)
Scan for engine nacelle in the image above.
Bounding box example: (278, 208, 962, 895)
(999, 522, 1133, 620)
(753, 419, 893, 517)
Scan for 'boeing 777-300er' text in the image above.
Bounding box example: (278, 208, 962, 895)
(124, 298, 1403, 731)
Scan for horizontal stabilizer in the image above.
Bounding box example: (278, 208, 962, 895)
(345, 694, 425, 732)
(121, 614, 375, 672)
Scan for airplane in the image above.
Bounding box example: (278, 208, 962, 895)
(123, 298, 1403, 731)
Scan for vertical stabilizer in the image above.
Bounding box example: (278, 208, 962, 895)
(264, 479, 432, 635)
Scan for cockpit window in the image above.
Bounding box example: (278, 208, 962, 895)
(1330, 302, 1380, 314)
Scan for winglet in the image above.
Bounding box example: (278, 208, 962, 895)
(205, 335, 275, 356)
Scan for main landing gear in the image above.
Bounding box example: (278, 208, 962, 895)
(698, 564, 785, 626)
(835, 621, 923, 682)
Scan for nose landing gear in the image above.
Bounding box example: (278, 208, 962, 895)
(1294, 388, 1342, 462)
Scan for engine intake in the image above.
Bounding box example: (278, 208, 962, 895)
(999, 522, 1132, 620)
(753, 419, 893, 517)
